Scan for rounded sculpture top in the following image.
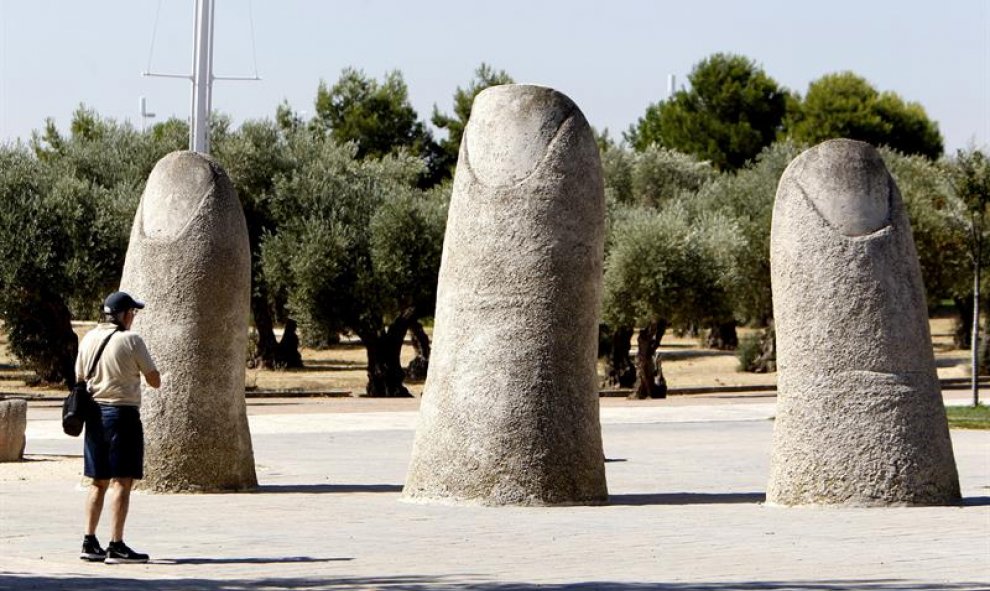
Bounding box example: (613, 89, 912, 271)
(789, 139, 891, 237)
(464, 84, 577, 187)
(142, 151, 215, 241)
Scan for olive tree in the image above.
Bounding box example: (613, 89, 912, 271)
(261, 132, 447, 397)
(603, 203, 743, 398)
(0, 108, 177, 385)
(693, 141, 801, 327)
(880, 148, 969, 341)
(212, 119, 300, 368)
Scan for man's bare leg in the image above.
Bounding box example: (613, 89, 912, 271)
(85, 479, 109, 536)
(108, 477, 134, 542)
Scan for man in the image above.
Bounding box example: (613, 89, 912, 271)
(76, 291, 160, 564)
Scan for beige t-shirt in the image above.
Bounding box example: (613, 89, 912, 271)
(75, 323, 158, 407)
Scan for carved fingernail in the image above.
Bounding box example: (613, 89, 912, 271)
(464, 85, 574, 187)
(797, 139, 890, 237)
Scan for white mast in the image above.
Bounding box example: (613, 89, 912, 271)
(142, 0, 261, 155)
(190, 0, 214, 153)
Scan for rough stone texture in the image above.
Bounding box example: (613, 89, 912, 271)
(0, 398, 27, 462)
(403, 85, 608, 506)
(121, 150, 256, 492)
(768, 138, 960, 506)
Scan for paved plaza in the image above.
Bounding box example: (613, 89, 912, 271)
(1, 393, 988, 590)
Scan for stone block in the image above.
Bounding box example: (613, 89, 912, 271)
(0, 397, 27, 462)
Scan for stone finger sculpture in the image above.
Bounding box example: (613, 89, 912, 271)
(121, 150, 257, 492)
(403, 85, 608, 506)
(768, 139, 960, 506)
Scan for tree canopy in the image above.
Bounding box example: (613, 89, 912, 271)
(626, 53, 789, 171)
(313, 68, 443, 186)
(786, 72, 944, 159)
(431, 63, 514, 177)
(261, 131, 448, 396)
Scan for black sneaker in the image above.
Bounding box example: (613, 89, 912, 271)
(80, 535, 106, 562)
(105, 540, 149, 564)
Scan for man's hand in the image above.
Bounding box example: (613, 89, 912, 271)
(144, 370, 161, 389)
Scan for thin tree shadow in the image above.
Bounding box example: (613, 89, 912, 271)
(154, 556, 352, 565)
(256, 483, 404, 494)
(604, 458, 627, 463)
(609, 492, 766, 506)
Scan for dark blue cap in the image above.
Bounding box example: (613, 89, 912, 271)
(103, 291, 146, 314)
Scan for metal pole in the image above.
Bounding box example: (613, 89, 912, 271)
(206, 0, 216, 123)
(190, 0, 212, 153)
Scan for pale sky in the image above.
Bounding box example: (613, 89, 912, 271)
(1, 0, 987, 153)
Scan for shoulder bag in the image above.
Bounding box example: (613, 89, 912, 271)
(62, 328, 118, 437)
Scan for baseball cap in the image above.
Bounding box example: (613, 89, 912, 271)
(103, 291, 146, 314)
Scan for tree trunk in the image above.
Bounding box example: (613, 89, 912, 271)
(405, 320, 431, 381)
(605, 325, 636, 388)
(273, 319, 303, 369)
(359, 312, 414, 398)
(632, 320, 667, 400)
(9, 288, 78, 386)
(249, 284, 279, 369)
(705, 321, 739, 350)
(954, 296, 973, 349)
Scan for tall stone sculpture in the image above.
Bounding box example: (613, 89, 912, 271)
(403, 85, 608, 506)
(768, 139, 959, 506)
(121, 151, 256, 492)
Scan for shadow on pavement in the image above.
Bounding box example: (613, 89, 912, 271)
(959, 496, 990, 507)
(1, 574, 987, 590)
(256, 483, 403, 494)
(154, 556, 352, 565)
(609, 492, 766, 506)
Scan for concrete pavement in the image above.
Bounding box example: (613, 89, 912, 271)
(1, 395, 988, 590)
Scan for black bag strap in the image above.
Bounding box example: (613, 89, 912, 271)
(84, 328, 119, 381)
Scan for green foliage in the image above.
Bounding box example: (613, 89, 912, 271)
(603, 202, 743, 331)
(261, 131, 446, 342)
(941, 148, 990, 299)
(786, 72, 943, 159)
(631, 146, 715, 208)
(692, 140, 802, 324)
(30, 108, 184, 311)
(431, 63, 514, 177)
(313, 68, 442, 186)
(602, 145, 714, 208)
(880, 148, 969, 306)
(600, 144, 635, 205)
(736, 326, 776, 373)
(735, 332, 762, 372)
(0, 107, 184, 383)
(950, 148, 990, 217)
(0, 146, 121, 382)
(626, 53, 788, 171)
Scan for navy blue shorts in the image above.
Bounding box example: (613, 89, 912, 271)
(84, 405, 144, 480)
